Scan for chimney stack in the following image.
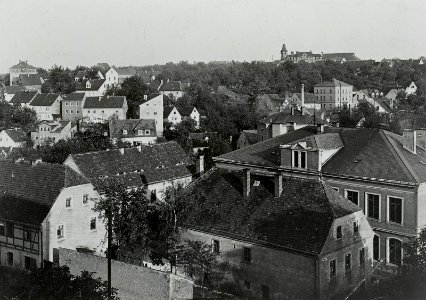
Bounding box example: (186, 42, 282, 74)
(403, 129, 417, 154)
(144, 95, 147, 101)
(196, 155, 205, 175)
(274, 174, 283, 197)
(290, 106, 294, 115)
(243, 169, 251, 197)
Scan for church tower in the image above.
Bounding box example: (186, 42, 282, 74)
(280, 43, 288, 60)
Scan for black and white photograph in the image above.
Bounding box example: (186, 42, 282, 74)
(1, 0, 426, 299)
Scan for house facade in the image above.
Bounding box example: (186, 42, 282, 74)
(405, 81, 417, 95)
(82, 96, 127, 123)
(164, 106, 182, 126)
(158, 81, 186, 100)
(139, 93, 164, 137)
(0, 128, 27, 148)
(0, 160, 105, 269)
(179, 107, 200, 128)
(62, 92, 86, 121)
(314, 79, 354, 110)
(9, 61, 37, 86)
(29, 93, 62, 121)
(109, 119, 157, 145)
(76, 79, 107, 97)
(31, 121, 77, 147)
(105, 67, 138, 88)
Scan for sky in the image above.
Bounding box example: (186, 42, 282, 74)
(1, 0, 425, 72)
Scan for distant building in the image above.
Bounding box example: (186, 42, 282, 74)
(18, 74, 42, 91)
(9, 60, 37, 86)
(4, 86, 27, 102)
(163, 106, 182, 126)
(64, 142, 195, 201)
(236, 129, 261, 149)
(29, 93, 62, 121)
(158, 81, 187, 100)
(178, 107, 200, 128)
(406, 81, 417, 95)
(109, 119, 157, 145)
(254, 94, 288, 116)
(82, 96, 127, 123)
(385, 88, 404, 101)
(62, 92, 86, 121)
(0, 128, 27, 148)
(0, 160, 105, 269)
(322, 53, 360, 63)
(314, 79, 354, 110)
(9, 90, 39, 107)
(76, 79, 107, 97)
(290, 92, 320, 110)
(139, 93, 164, 137)
(31, 121, 77, 147)
(105, 67, 138, 88)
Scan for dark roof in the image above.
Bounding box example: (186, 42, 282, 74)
(287, 51, 322, 58)
(63, 92, 85, 101)
(115, 67, 137, 76)
(241, 130, 261, 145)
(294, 93, 316, 104)
(163, 106, 177, 118)
(0, 160, 89, 225)
(67, 142, 193, 186)
(182, 168, 360, 255)
(3, 128, 27, 142)
(322, 53, 360, 61)
(30, 93, 61, 106)
(96, 63, 110, 71)
(10, 61, 36, 69)
(315, 79, 352, 88)
(189, 132, 218, 141)
(19, 74, 41, 86)
(259, 110, 318, 125)
(10, 90, 38, 105)
(5, 86, 27, 94)
(109, 119, 156, 138)
(217, 126, 426, 184)
(159, 81, 183, 92)
(147, 93, 162, 101)
(83, 96, 126, 109)
(77, 79, 105, 91)
(179, 107, 196, 116)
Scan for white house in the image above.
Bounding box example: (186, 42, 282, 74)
(178, 107, 200, 128)
(31, 121, 77, 147)
(0, 160, 106, 269)
(139, 93, 164, 137)
(76, 79, 107, 97)
(406, 81, 417, 95)
(109, 119, 157, 145)
(82, 96, 128, 123)
(163, 106, 182, 126)
(158, 81, 187, 100)
(0, 128, 27, 148)
(105, 67, 138, 88)
(28, 93, 62, 121)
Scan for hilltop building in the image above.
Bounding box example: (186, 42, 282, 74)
(9, 61, 37, 86)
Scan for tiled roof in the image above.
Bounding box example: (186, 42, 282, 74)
(178, 107, 196, 116)
(0, 160, 89, 225)
(109, 119, 156, 138)
(315, 79, 352, 88)
(83, 96, 126, 109)
(217, 126, 426, 184)
(3, 128, 27, 142)
(181, 168, 360, 255)
(163, 106, 177, 118)
(19, 74, 42, 86)
(77, 79, 105, 91)
(5, 86, 27, 94)
(10, 61, 36, 69)
(37, 121, 70, 133)
(159, 81, 183, 92)
(115, 67, 138, 76)
(147, 93, 162, 101)
(322, 53, 360, 61)
(258, 110, 318, 125)
(30, 93, 60, 106)
(63, 92, 85, 101)
(9, 90, 39, 105)
(66, 142, 193, 186)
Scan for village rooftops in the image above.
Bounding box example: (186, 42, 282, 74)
(78, 79, 105, 91)
(29, 93, 61, 106)
(109, 119, 156, 138)
(83, 96, 126, 109)
(0, 160, 89, 225)
(181, 168, 360, 255)
(314, 78, 352, 88)
(63, 92, 85, 101)
(2, 128, 27, 143)
(215, 126, 426, 184)
(159, 81, 185, 92)
(65, 142, 193, 187)
(9, 90, 39, 105)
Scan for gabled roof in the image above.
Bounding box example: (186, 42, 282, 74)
(115, 67, 138, 76)
(10, 61, 36, 69)
(5, 86, 27, 94)
(66, 142, 193, 186)
(179, 107, 196, 116)
(0, 160, 89, 225)
(83, 96, 126, 109)
(3, 128, 27, 142)
(63, 92, 85, 101)
(159, 81, 184, 92)
(77, 79, 105, 91)
(109, 119, 156, 138)
(9, 90, 39, 105)
(315, 79, 352, 88)
(163, 106, 178, 118)
(216, 126, 426, 184)
(30, 93, 60, 106)
(19, 74, 42, 86)
(181, 168, 360, 255)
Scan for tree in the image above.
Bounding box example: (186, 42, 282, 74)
(0, 100, 38, 132)
(42, 65, 76, 94)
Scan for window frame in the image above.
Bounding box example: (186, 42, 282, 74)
(6, 222, 14, 237)
(387, 196, 403, 225)
(292, 150, 307, 169)
(359, 247, 365, 265)
(365, 192, 381, 221)
(82, 194, 89, 206)
(353, 220, 359, 235)
(345, 189, 359, 206)
(212, 239, 220, 254)
(329, 258, 336, 279)
(387, 237, 403, 266)
(373, 234, 380, 261)
(0, 223, 5, 236)
(345, 252, 352, 273)
(65, 197, 72, 209)
(57, 224, 65, 240)
(7, 252, 13, 266)
(90, 217, 97, 231)
(336, 225, 342, 240)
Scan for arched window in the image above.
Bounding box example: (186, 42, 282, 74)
(373, 235, 380, 261)
(388, 238, 403, 265)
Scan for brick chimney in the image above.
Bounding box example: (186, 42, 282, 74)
(274, 174, 283, 197)
(196, 155, 204, 175)
(403, 129, 416, 154)
(242, 169, 251, 197)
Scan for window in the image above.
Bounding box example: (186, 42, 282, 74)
(65, 110, 69, 114)
(388, 197, 403, 224)
(367, 193, 380, 220)
(90, 218, 96, 230)
(0, 223, 4, 235)
(25, 256, 37, 270)
(243, 247, 251, 262)
(57, 225, 64, 239)
(359, 248, 365, 265)
(336, 225, 342, 239)
(261, 285, 269, 299)
(212, 240, 220, 253)
(23, 227, 31, 240)
(83, 194, 89, 205)
(345, 190, 359, 205)
(6, 222, 13, 237)
(345, 253, 351, 272)
(65, 197, 72, 208)
(122, 129, 128, 135)
(353, 221, 359, 235)
(292, 150, 307, 169)
(70, 110, 73, 114)
(388, 238, 402, 265)
(7, 252, 13, 266)
(373, 235, 380, 261)
(145, 130, 150, 135)
(138, 130, 143, 135)
(150, 190, 157, 202)
(330, 259, 336, 278)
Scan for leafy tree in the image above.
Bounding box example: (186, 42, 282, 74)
(0, 100, 38, 132)
(42, 65, 76, 94)
(3, 73, 10, 86)
(163, 118, 198, 152)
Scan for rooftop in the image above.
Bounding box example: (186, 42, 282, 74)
(10, 61, 36, 70)
(159, 81, 184, 92)
(83, 96, 126, 109)
(3, 128, 27, 142)
(9, 90, 39, 105)
(30, 93, 61, 107)
(77, 79, 105, 91)
(315, 79, 352, 88)
(19, 74, 42, 86)
(109, 119, 156, 138)
(63, 92, 85, 101)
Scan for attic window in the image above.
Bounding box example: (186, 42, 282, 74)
(253, 180, 260, 187)
(122, 129, 128, 135)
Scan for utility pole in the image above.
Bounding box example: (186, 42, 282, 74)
(108, 205, 112, 299)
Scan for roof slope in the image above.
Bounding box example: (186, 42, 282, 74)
(30, 93, 60, 106)
(10, 90, 39, 104)
(315, 79, 352, 88)
(64, 92, 85, 101)
(3, 128, 27, 142)
(259, 110, 318, 125)
(83, 96, 126, 109)
(109, 119, 156, 138)
(182, 168, 360, 255)
(179, 107, 196, 116)
(10, 61, 36, 69)
(159, 81, 183, 92)
(67, 142, 193, 186)
(0, 160, 89, 225)
(115, 67, 137, 76)
(19, 74, 41, 86)
(77, 79, 105, 91)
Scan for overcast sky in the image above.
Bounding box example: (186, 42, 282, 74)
(1, 0, 425, 72)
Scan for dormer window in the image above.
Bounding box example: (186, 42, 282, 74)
(122, 129, 128, 135)
(292, 150, 307, 169)
(86, 82, 91, 88)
